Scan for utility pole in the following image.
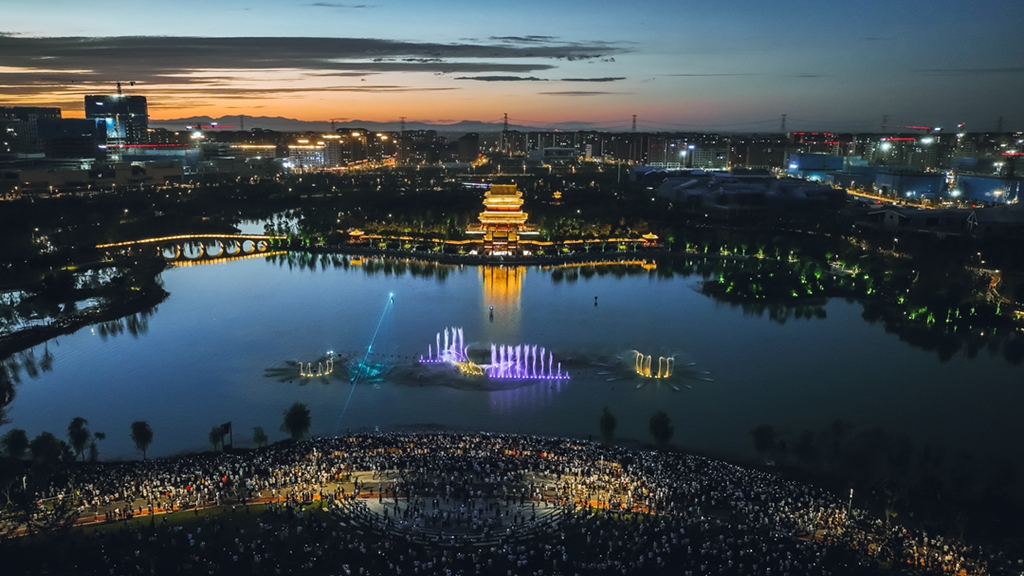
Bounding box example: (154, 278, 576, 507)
(780, 114, 787, 133)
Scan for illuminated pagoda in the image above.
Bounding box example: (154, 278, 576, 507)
(467, 184, 537, 254)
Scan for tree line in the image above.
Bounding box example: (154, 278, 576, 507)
(0, 402, 313, 538)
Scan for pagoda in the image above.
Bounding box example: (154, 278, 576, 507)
(467, 184, 536, 254)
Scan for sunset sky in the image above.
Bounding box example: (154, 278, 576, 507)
(2, 0, 1022, 131)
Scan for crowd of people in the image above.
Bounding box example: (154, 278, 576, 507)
(3, 432, 1011, 575)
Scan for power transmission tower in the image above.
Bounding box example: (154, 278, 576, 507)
(780, 114, 787, 133)
(631, 114, 637, 132)
(399, 116, 406, 135)
(502, 113, 509, 154)
(997, 116, 1004, 133)
(882, 115, 888, 131)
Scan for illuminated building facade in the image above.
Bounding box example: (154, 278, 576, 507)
(467, 184, 537, 254)
(85, 95, 149, 145)
(287, 141, 326, 169)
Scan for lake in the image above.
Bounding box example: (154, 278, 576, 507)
(4, 254, 1022, 466)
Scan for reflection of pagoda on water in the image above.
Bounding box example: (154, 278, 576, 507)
(480, 265, 524, 308)
(481, 265, 524, 338)
(467, 184, 538, 255)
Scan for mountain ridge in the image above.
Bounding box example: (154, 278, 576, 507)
(148, 116, 572, 133)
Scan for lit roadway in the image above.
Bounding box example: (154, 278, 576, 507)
(845, 188, 942, 210)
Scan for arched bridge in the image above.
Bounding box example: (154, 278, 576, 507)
(96, 234, 288, 263)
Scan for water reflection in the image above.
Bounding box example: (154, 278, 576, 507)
(2, 308, 155, 385)
(3, 253, 1023, 465)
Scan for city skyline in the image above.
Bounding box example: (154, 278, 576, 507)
(2, 0, 1023, 131)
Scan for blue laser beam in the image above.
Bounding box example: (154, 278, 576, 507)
(337, 293, 394, 429)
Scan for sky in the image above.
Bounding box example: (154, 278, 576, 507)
(2, 0, 1023, 131)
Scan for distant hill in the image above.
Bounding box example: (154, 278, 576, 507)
(148, 116, 554, 134)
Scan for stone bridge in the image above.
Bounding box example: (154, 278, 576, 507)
(96, 234, 288, 263)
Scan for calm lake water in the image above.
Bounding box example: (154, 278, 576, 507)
(5, 255, 1023, 463)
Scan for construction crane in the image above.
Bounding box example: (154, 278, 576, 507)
(903, 124, 942, 133)
(107, 81, 136, 161)
(115, 80, 135, 96)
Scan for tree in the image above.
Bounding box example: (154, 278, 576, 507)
(828, 419, 854, 471)
(1, 428, 29, 459)
(648, 411, 674, 448)
(88, 432, 106, 462)
(0, 374, 14, 427)
(252, 426, 269, 448)
(67, 416, 91, 461)
(794, 429, 820, 469)
(750, 424, 776, 462)
(281, 402, 311, 441)
(130, 421, 153, 460)
(29, 432, 71, 479)
(208, 425, 226, 452)
(598, 407, 617, 442)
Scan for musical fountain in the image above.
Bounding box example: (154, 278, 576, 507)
(264, 351, 347, 385)
(624, 350, 712, 391)
(419, 327, 569, 380)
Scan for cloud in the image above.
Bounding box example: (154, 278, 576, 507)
(538, 91, 621, 96)
(662, 73, 760, 77)
(0, 35, 630, 106)
(308, 2, 371, 7)
(455, 76, 546, 82)
(916, 67, 1024, 76)
(560, 77, 625, 82)
(0, 35, 627, 103)
(490, 36, 557, 43)
(0, 35, 624, 79)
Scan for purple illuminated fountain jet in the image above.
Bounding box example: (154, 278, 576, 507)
(419, 327, 569, 380)
(486, 343, 568, 380)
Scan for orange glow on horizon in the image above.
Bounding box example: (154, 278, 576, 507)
(6, 70, 664, 128)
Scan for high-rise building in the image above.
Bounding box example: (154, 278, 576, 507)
(85, 95, 149, 144)
(36, 118, 107, 161)
(457, 133, 480, 162)
(0, 106, 62, 153)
